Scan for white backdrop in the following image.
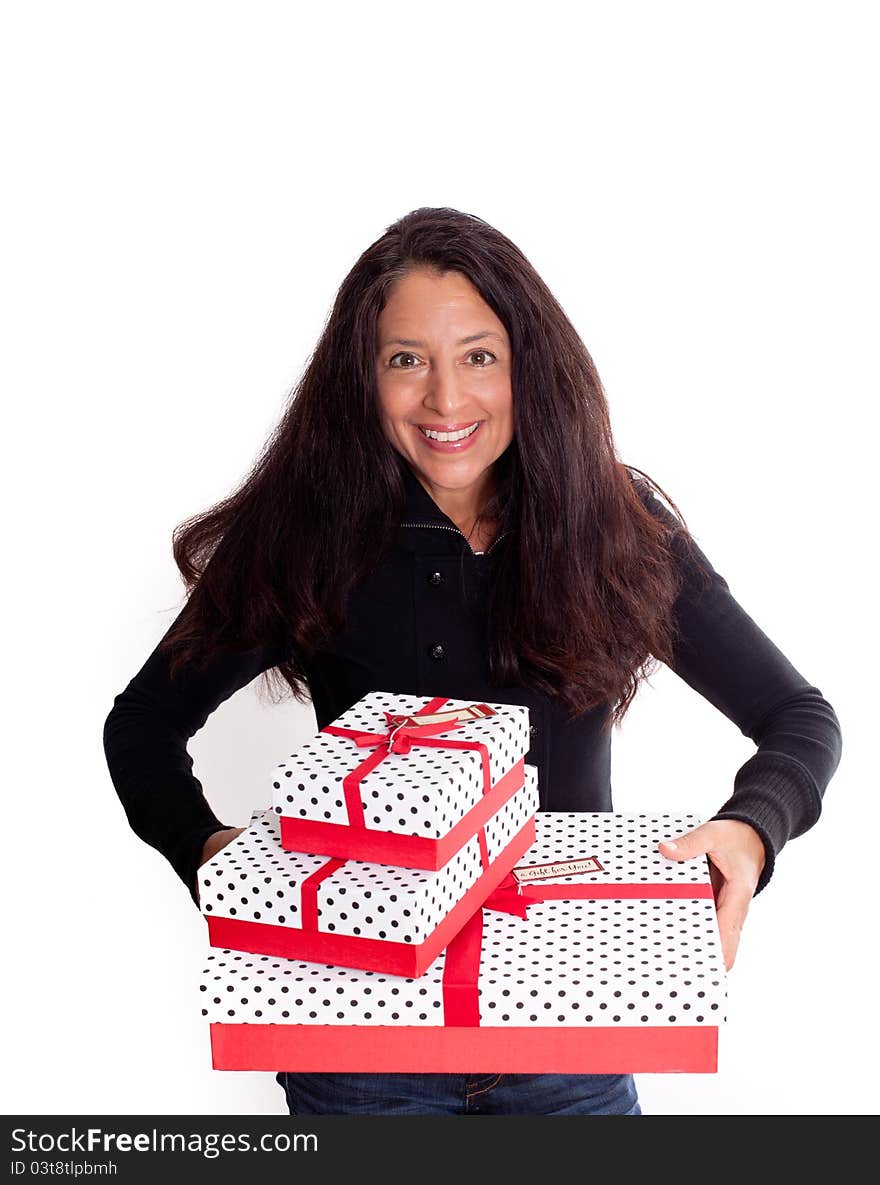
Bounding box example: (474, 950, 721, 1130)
(3, 0, 876, 1115)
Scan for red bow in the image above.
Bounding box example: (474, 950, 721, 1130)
(321, 697, 493, 833)
(479, 872, 541, 919)
(349, 714, 465, 755)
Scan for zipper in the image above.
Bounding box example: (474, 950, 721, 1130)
(399, 521, 511, 558)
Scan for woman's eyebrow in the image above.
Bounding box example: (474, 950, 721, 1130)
(379, 331, 504, 349)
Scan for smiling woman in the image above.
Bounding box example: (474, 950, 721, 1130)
(375, 269, 516, 551)
(102, 205, 842, 1118)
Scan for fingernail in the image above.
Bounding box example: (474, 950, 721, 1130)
(663, 840, 678, 851)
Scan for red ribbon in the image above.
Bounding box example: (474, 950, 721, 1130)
(321, 697, 495, 833)
(301, 696, 505, 929)
(475, 872, 535, 918)
(348, 715, 467, 754)
(300, 858, 346, 931)
(441, 880, 715, 1026)
(321, 696, 448, 827)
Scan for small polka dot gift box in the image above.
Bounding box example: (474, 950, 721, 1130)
(270, 692, 531, 869)
(199, 767, 539, 978)
(201, 812, 727, 1074)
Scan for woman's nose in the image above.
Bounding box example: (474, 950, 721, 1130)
(423, 366, 467, 417)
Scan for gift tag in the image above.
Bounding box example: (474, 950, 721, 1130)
(384, 702, 497, 728)
(512, 856, 604, 883)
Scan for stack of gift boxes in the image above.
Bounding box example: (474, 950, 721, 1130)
(197, 691, 727, 1074)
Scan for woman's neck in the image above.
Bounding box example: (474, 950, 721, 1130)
(414, 471, 496, 531)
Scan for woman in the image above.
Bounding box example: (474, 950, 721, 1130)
(103, 206, 842, 1116)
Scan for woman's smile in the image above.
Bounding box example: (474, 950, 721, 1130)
(415, 420, 484, 449)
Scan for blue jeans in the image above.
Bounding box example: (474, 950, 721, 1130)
(275, 1072, 641, 1116)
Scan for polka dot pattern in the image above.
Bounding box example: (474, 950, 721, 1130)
(474, 897, 726, 1026)
(200, 767, 539, 946)
(199, 812, 726, 1028)
(514, 812, 710, 884)
(270, 692, 531, 840)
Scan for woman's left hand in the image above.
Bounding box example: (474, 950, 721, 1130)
(658, 819, 766, 972)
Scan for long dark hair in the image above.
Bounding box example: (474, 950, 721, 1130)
(160, 206, 707, 730)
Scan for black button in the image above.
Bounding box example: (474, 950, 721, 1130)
(427, 571, 444, 586)
(529, 723, 538, 737)
(429, 643, 446, 661)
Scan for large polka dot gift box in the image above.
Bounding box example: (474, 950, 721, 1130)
(202, 813, 727, 1074)
(270, 692, 531, 868)
(199, 767, 539, 978)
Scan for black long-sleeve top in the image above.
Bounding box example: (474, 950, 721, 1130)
(103, 464, 843, 908)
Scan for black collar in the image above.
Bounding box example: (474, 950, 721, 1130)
(394, 452, 515, 558)
(398, 456, 459, 527)
(394, 455, 478, 556)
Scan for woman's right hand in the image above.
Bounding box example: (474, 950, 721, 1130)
(194, 826, 246, 906)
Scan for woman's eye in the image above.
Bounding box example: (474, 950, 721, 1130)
(389, 352, 419, 369)
(468, 349, 496, 367)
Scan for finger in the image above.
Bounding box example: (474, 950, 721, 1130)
(657, 823, 715, 862)
(199, 826, 247, 869)
(708, 860, 724, 902)
(717, 904, 742, 972)
(714, 878, 754, 971)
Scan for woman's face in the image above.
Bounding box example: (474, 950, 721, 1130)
(375, 267, 514, 511)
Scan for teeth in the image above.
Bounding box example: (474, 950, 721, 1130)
(419, 422, 480, 442)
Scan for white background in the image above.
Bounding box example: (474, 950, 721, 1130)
(3, 1, 876, 1115)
